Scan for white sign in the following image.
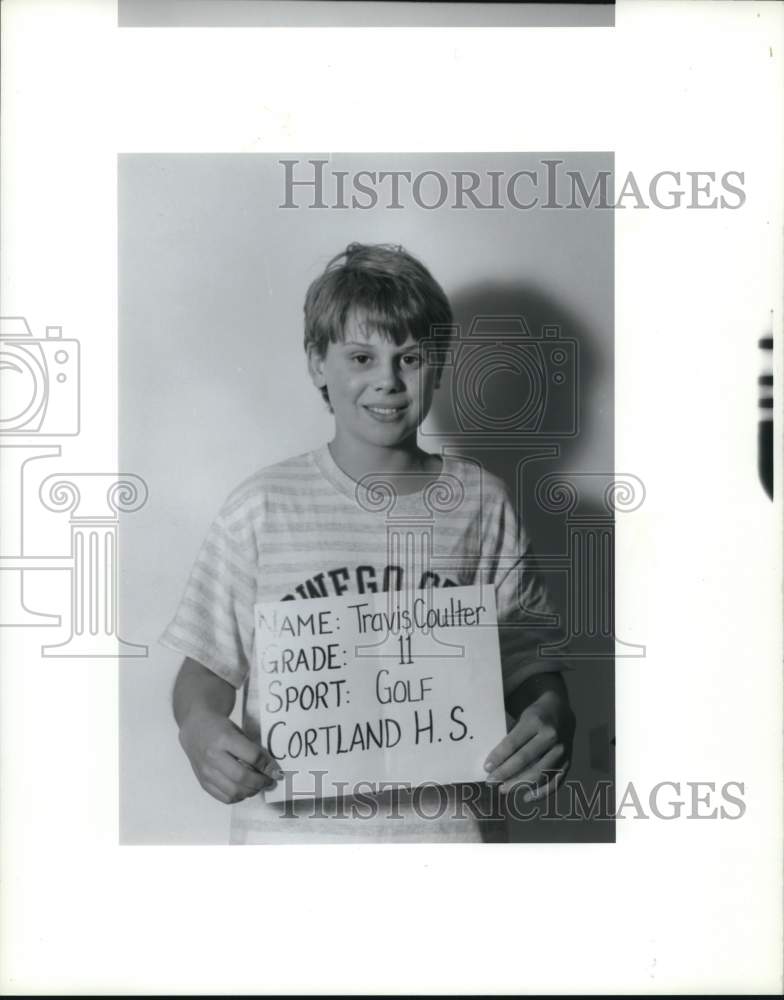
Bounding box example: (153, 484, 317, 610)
(254, 585, 507, 801)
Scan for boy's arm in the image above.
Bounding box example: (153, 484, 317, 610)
(173, 655, 235, 727)
(481, 487, 575, 799)
(505, 670, 571, 722)
(174, 657, 283, 804)
(484, 670, 575, 800)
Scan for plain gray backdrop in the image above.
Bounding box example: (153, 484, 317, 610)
(119, 152, 614, 844)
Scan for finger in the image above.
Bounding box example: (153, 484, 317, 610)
(485, 713, 559, 780)
(523, 764, 569, 803)
(224, 727, 284, 779)
(202, 766, 259, 804)
(485, 732, 554, 784)
(499, 744, 567, 795)
(202, 767, 240, 801)
(201, 779, 233, 805)
(248, 750, 284, 781)
(483, 714, 540, 774)
(219, 752, 274, 792)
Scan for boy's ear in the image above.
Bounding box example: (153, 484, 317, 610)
(307, 347, 327, 389)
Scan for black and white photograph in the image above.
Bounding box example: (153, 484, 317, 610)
(1, 0, 782, 994)
(119, 153, 615, 845)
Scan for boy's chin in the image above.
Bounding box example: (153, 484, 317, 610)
(361, 424, 420, 448)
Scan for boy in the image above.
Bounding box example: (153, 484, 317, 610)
(162, 242, 574, 844)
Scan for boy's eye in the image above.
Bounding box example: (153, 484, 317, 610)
(401, 354, 421, 368)
(350, 354, 371, 365)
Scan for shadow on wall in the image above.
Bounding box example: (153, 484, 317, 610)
(428, 282, 615, 842)
(428, 281, 609, 542)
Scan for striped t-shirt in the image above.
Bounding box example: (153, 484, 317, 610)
(161, 444, 564, 844)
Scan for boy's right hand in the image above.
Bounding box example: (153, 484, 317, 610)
(178, 708, 284, 804)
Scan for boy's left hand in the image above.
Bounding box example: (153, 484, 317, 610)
(483, 673, 576, 800)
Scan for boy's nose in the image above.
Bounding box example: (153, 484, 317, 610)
(374, 363, 403, 391)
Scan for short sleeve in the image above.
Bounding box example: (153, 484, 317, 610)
(484, 487, 567, 696)
(159, 512, 257, 689)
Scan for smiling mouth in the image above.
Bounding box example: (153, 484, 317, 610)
(364, 403, 409, 419)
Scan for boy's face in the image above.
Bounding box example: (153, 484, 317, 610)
(308, 317, 440, 452)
